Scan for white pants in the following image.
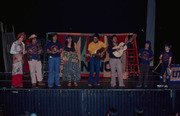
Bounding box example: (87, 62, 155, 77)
(109, 58, 124, 86)
(28, 59, 43, 84)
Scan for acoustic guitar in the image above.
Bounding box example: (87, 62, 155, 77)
(112, 35, 136, 57)
(83, 47, 106, 60)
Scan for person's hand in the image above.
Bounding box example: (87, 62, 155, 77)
(38, 50, 42, 54)
(142, 56, 147, 60)
(160, 59, 162, 63)
(14, 43, 18, 48)
(29, 49, 33, 53)
(168, 64, 171, 69)
(24, 50, 27, 54)
(52, 50, 56, 54)
(18, 50, 23, 54)
(116, 48, 120, 51)
(59, 49, 63, 53)
(101, 52, 104, 58)
(146, 58, 149, 60)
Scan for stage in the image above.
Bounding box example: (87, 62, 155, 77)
(0, 72, 180, 116)
(1, 70, 180, 89)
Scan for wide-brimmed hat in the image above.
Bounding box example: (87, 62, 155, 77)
(28, 34, 37, 39)
(17, 32, 26, 41)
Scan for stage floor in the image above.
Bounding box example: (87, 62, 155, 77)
(1, 72, 180, 116)
(1, 73, 180, 90)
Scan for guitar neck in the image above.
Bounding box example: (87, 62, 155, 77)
(122, 37, 134, 47)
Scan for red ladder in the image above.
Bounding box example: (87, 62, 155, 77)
(126, 35, 140, 77)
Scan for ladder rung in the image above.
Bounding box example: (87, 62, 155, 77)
(127, 53, 136, 55)
(127, 56, 137, 58)
(127, 49, 136, 50)
(127, 63, 138, 65)
(127, 61, 135, 62)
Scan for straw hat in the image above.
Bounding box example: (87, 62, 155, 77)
(28, 34, 37, 39)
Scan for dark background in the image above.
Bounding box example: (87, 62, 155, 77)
(0, 0, 180, 72)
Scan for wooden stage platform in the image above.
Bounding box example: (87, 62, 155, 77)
(0, 73, 180, 116)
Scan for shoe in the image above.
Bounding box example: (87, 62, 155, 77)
(32, 83, 37, 88)
(32, 83, 36, 86)
(111, 85, 116, 87)
(157, 84, 164, 88)
(48, 86, 53, 88)
(144, 84, 148, 88)
(74, 82, 78, 87)
(119, 83, 125, 87)
(164, 84, 168, 88)
(136, 83, 142, 88)
(94, 83, 100, 86)
(88, 84, 92, 87)
(67, 83, 71, 86)
(38, 82, 45, 86)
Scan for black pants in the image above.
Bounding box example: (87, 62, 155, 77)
(138, 63, 150, 84)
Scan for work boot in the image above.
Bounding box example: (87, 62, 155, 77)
(38, 81, 45, 86)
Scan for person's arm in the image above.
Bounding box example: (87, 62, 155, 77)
(149, 50, 154, 61)
(37, 44, 43, 54)
(149, 56, 154, 61)
(57, 42, 63, 53)
(108, 45, 116, 53)
(138, 49, 144, 59)
(101, 42, 107, 57)
(26, 44, 33, 54)
(46, 43, 52, 54)
(22, 43, 26, 54)
(10, 42, 19, 54)
(168, 56, 172, 68)
(139, 53, 143, 59)
(74, 43, 78, 53)
(88, 44, 92, 57)
(159, 54, 163, 63)
(47, 49, 52, 54)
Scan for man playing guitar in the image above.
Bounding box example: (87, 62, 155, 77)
(108, 35, 125, 87)
(87, 33, 107, 86)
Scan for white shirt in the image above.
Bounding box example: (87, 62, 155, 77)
(10, 41, 25, 55)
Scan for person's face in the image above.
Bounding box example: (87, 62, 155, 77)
(165, 46, 170, 51)
(112, 37, 118, 43)
(32, 38, 37, 44)
(145, 43, 149, 48)
(18, 35, 24, 42)
(67, 37, 72, 43)
(52, 35, 58, 41)
(93, 37, 98, 43)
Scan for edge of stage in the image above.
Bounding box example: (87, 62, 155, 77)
(0, 71, 180, 116)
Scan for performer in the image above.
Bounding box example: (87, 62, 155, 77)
(108, 35, 125, 87)
(136, 41, 153, 88)
(62, 35, 81, 86)
(26, 34, 45, 88)
(46, 33, 63, 88)
(87, 33, 107, 86)
(10, 32, 26, 88)
(157, 44, 172, 88)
